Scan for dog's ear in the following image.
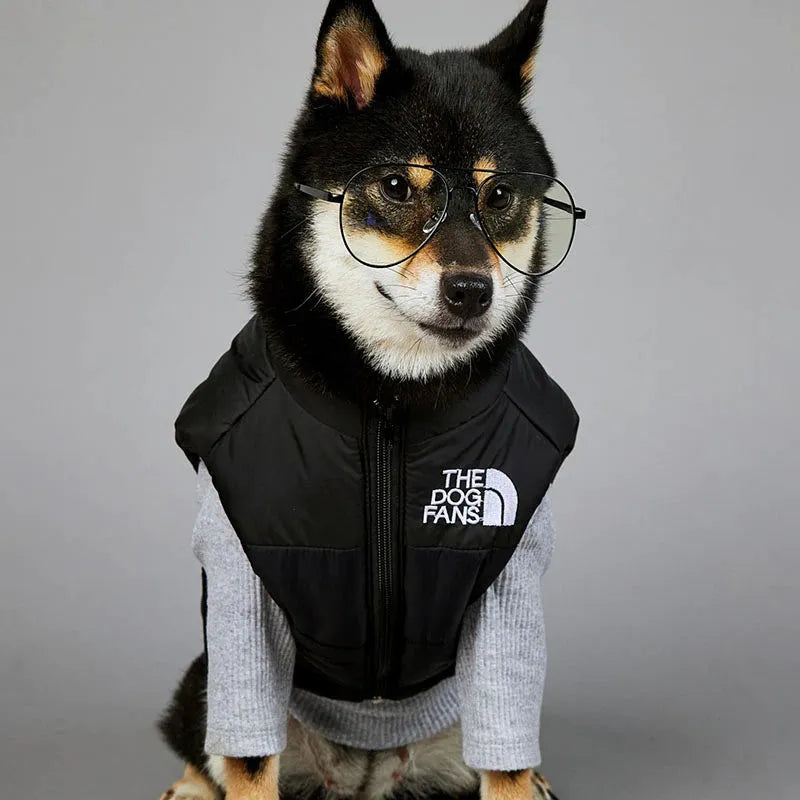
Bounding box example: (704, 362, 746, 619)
(473, 0, 549, 100)
(312, 0, 395, 110)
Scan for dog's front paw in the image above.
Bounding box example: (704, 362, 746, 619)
(159, 764, 220, 800)
(532, 771, 559, 800)
(159, 785, 216, 800)
(159, 791, 203, 800)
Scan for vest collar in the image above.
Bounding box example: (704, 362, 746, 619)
(262, 325, 513, 442)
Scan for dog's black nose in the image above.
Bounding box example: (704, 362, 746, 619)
(441, 273, 493, 319)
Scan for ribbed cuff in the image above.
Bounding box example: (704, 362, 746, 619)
(205, 725, 287, 759)
(462, 736, 541, 771)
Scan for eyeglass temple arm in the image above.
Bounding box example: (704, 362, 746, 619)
(544, 196, 587, 220)
(295, 183, 344, 204)
(296, 182, 585, 219)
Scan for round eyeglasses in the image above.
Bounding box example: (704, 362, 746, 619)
(295, 163, 586, 276)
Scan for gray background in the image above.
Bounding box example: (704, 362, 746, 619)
(1, 1, 798, 798)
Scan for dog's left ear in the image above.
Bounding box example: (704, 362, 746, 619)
(312, 0, 395, 110)
(473, 0, 549, 100)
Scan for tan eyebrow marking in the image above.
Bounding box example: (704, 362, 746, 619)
(474, 156, 498, 185)
(407, 155, 434, 190)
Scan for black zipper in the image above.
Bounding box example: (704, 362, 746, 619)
(370, 400, 401, 699)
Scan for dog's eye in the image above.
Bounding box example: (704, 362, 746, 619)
(486, 184, 514, 211)
(380, 174, 412, 203)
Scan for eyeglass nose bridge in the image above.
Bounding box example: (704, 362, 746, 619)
(421, 184, 482, 235)
(447, 183, 479, 202)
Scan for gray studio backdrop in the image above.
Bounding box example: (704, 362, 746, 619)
(1, 1, 798, 798)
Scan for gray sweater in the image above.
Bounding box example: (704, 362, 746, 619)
(192, 459, 556, 771)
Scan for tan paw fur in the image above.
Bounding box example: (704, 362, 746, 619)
(159, 764, 220, 800)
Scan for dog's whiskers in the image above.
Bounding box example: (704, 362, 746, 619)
(382, 266, 410, 280)
(380, 285, 418, 293)
(403, 332, 429, 360)
(287, 288, 323, 314)
(277, 210, 328, 242)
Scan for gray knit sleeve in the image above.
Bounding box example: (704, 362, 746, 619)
(455, 492, 556, 771)
(191, 460, 296, 757)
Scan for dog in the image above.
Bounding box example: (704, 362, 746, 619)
(159, 1, 578, 798)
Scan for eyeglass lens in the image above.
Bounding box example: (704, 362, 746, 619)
(341, 165, 449, 268)
(476, 173, 576, 275)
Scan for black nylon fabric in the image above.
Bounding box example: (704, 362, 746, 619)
(175, 315, 579, 701)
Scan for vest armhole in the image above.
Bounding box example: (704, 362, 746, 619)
(503, 347, 580, 459)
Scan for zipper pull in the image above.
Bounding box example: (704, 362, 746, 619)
(374, 397, 398, 440)
(385, 398, 400, 442)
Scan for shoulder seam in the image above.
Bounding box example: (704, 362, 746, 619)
(205, 375, 278, 462)
(502, 387, 561, 454)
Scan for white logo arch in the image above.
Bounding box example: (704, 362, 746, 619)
(481, 468, 519, 527)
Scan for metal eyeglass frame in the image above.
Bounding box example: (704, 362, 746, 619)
(295, 163, 587, 277)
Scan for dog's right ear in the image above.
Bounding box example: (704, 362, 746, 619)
(312, 0, 395, 111)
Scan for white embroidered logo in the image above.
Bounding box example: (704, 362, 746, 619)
(422, 469, 518, 527)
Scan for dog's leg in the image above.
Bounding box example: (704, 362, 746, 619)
(531, 771, 558, 800)
(481, 769, 558, 800)
(222, 755, 280, 800)
(159, 763, 220, 800)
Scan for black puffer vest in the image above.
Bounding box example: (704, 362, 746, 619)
(175, 315, 579, 702)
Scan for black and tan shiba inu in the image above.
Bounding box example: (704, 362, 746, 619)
(158, 1, 584, 798)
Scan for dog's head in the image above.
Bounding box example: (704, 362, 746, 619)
(251, 0, 559, 396)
